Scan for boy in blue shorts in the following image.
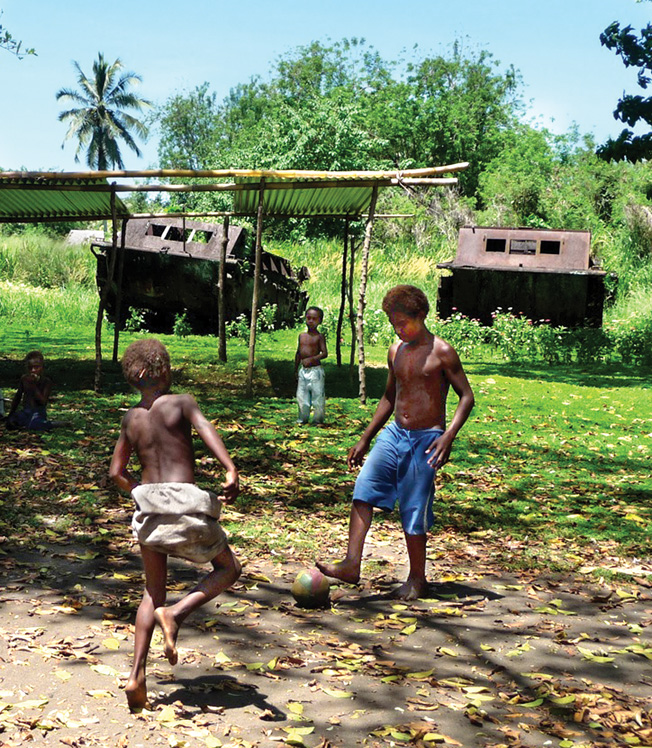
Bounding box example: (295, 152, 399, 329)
(318, 285, 474, 599)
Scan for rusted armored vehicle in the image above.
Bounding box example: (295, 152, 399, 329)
(437, 226, 609, 327)
(92, 217, 308, 333)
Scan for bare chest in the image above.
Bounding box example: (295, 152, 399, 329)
(394, 345, 444, 386)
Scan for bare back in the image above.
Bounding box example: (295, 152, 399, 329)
(391, 335, 454, 430)
(123, 394, 196, 484)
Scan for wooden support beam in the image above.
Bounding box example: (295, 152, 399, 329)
(356, 186, 379, 404)
(336, 219, 349, 367)
(246, 181, 265, 397)
(112, 218, 129, 363)
(218, 216, 229, 363)
(94, 186, 118, 392)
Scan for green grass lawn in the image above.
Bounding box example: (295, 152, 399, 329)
(1, 321, 651, 575)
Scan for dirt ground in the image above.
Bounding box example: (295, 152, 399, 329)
(1, 515, 651, 748)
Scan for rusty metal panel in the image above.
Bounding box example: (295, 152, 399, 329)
(119, 217, 245, 261)
(451, 226, 594, 272)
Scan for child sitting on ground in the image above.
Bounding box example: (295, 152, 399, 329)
(6, 350, 54, 431)
(317, 285, 475, 600)
(294, 306, 328, 425)
(109, 339, 241, 711)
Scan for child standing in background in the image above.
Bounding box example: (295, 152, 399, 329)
(294, 306, 328, 425)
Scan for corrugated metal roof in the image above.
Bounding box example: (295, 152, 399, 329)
(0, 177, 129, 222)
(0, 165, 468, 222)
(233, 177, 377, 217)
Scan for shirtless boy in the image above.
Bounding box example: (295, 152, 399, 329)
(294, 306, 328, 424)
(109, 339, 241, 710)
(317, 285, 474, 600)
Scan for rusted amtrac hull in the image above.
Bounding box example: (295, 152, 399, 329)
(437, 227, 610, 327)
(93, 218, 308, 333)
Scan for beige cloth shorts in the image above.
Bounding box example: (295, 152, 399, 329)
(131, 482, 228, 563)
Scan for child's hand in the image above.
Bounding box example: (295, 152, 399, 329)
(347, 439, 369, 469)
(425, 431, 453, 469)
(221, 469, 240, 502)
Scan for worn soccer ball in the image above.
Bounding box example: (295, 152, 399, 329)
(291, 568, 331, 608)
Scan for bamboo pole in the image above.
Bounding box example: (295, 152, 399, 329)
(246, 180, 265, 397)
(356, 186, 379, 404)
(94, 186, 119, 392)
(0, 177, 459, 194)
(218, 216, 229, 363)
(0, 163, 469, 181)
(336, 219, 349, 367)
(112, 218, 128, 363)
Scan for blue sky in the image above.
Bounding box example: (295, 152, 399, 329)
(0, 0, 650, 172)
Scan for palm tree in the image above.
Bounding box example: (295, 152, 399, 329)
(56, 52, 151, 170)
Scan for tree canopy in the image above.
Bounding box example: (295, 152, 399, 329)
(56, 52, 151, 170)
(150, 39, 522, 222)
(599, 18, 652, 161)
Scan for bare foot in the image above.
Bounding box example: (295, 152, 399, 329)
(125, 675, 151, 712)
(391, 578, 428, 601)
(316, 559, 360, 584)
(154, 607, 179, 665)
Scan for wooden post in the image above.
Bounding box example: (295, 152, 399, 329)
(348, 234, 356, 368)
(112, 218, 128, 363)
(336, 219, 349, 367)
(94, 185, 119, 392)
(246, 180, 265, 397)
(356, 185, 378, 403)
(218, 216, 229, 362)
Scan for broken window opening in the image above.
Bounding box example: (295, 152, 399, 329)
(193, 230, 213, 244)
(540, 240, 561, 255)
(486, 238, 506, 252)
(509, 239, 536, 255)
(147, 223, 166, 237)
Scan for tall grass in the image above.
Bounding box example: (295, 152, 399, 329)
(0, 235, 96, 288)
(0, 235, 99, 327)
(0, 281, 98, 326)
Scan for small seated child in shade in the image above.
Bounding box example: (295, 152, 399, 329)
(6, 350, 54, 431)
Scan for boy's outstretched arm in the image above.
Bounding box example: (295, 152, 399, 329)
(347, 343, 398, 468)
(184, 396, 240, 501)
(109, 419, 139, 494)
(426, 343, 475, 469)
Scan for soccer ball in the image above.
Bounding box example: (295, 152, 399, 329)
(291, 568, 331, 608)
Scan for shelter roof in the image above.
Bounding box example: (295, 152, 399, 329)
(0, 176, 130, 223)
(0, 165, 468, 222)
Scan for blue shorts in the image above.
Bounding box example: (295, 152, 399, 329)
(353, 420, 443, 536)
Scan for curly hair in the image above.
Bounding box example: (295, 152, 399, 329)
(382, 285, 430, 318)
(121, 339, 170, 386)
(25, 350, 45, 365)
(306, 306, 324, 321)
